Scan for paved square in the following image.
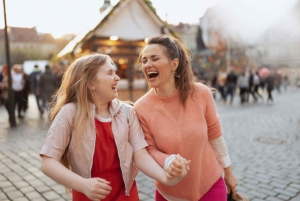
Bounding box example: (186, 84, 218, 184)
(1, 89, 300, 200)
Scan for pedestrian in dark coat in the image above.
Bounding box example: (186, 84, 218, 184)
(37, 65, 58, 113)
(225, 69, 238, 105)
(30, 65, 42, 114)
(266, 73, 275, 104)
(21, 68, 31, 112)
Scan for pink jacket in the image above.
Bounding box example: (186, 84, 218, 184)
(40, 99, 148, 195)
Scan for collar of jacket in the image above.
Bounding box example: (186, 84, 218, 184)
(88, 99, 122, 118)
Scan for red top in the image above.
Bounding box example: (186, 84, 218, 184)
(72, 118, 139, 201)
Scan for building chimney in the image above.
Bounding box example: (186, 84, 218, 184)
(100, 0, 111, 14)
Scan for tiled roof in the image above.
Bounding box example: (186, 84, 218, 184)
(9, 26, 40, 42)
(0, 26, 56, 43)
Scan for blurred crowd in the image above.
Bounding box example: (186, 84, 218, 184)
(207, 67, 296, 105)
(0, 62, 299, 120)
(0, 64, 63, 118)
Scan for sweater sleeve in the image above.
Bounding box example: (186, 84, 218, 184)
(202, 85, 223, 140)
(135, 106, 170, 168)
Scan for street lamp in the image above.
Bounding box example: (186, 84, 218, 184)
(2, 0, 16, 127)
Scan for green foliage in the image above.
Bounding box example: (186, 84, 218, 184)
(144, 0, 156, 13)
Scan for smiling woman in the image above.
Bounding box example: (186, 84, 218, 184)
(39, 52, 187, 201)
(135, 35, 238, 201)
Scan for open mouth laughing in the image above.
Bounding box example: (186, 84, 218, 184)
(147, 71, 159, 80)
(111, 84, 117, 90)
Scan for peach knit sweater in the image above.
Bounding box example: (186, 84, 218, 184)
(135, 83, 224, 201)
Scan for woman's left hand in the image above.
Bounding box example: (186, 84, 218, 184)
(224, 166, 238, 194)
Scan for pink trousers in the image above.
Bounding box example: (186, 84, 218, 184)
(155, 177, 227, 201)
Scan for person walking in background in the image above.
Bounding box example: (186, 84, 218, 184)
(40, 53, 186, 201)
(253, 71, 263, 102)
(52, 65, 64, 91)
(0, 67, 3, 105)
(21, 67, 31, 112)
(247, 69, 257, 102)
(0, 64, 9, 112)
(225, 67, 238, 105)
(265, 71, 275, 104)
(37, 65, 58, 114)
(218, 70, 227, 104)
(274, 70, 282, 93)
(11, 65, 25, 118)
(30, 64, 42, 114)
(283, 74, 289, 91)
(237, 71, 249, 104)
(135, 35, 238, 201)
(210, 71, 218, 99)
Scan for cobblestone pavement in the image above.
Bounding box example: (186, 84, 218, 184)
(0, 89, 300, 201)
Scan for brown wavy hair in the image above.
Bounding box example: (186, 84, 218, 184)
(140, 35, 195, 107)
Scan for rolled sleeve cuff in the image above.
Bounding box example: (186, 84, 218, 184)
(132, 140, 148, 153)
(218, 155, 231, 168)
(39, 146, 62, 161)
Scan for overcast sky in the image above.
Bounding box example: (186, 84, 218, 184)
(0, 0, 298, 39)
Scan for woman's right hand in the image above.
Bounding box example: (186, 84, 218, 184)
(167, 154, 191, 179)
(81, 178, 112, 201)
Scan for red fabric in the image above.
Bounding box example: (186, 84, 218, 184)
(72, 118, 139, 201)
(155, 177, 227, 201)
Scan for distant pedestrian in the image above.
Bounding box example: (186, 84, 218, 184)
(283, 75, 289, 91)
(266, 72, 275, 104)
(237, 71, 248, 104)
(30, 65, 42, 114)
(225, 68, 238, 105)
(52, 65, 64, 91)
(40, 53, 185, 201)
(210, 71, 218, 99)
(37, 65, 58, 114)
(218, 70, 227, 103)
(11, 65, 25, 118)
(0, 68, 3, 105)
(0, 64, 9, 112)
(21, 68, 31, 112)
(253, 71, 263, 102)
(274, 70, 282, 93)
(247, 70, 257, 102)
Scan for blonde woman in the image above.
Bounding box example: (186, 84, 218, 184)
(40, 53, 187, 201)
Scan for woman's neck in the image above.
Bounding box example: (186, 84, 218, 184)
(95, 102, 110, 118)
(155, 84, 177, 98)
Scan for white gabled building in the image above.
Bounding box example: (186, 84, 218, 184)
(57, 0, 175, 81)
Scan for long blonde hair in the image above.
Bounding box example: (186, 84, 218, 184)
(49, 53, 110, 168)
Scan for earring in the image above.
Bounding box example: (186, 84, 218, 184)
(174, 71, 181, 78)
